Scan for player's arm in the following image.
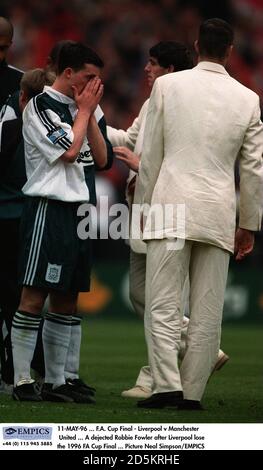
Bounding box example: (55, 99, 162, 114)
(61, 77, 103, 163)
(94, 113, 114, 171)
(87, 114, 107, 169)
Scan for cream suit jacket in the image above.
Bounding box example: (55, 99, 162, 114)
(139, 61, 263, 253)
(107, 99, 149, 253)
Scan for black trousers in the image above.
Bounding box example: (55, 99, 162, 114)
(0, 218, 21, 384)
(0, 218, 45, 384)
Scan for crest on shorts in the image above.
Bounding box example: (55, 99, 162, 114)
(47, 127, 67, 144)
(45, 263, 62, 283)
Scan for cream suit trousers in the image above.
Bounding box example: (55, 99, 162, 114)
(129, 249, 190, 390)
(145, 239, 230, 400)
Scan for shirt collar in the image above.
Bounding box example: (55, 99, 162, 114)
(195, 61, 229, 76)
(43, 85, 75, 105)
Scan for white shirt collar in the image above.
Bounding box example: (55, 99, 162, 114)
(43, 86, 75, 105)
(195, 61, 229, 76)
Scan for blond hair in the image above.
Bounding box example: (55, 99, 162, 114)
(20, 68, 55, 100)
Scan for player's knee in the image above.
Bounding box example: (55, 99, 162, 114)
(19, 294, 45, 315)
(49, 291, 78, 315)
(19, 286, 47, 314)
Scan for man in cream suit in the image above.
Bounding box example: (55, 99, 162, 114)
(108, 41, 229, 399)
(138, 19, 263, 409)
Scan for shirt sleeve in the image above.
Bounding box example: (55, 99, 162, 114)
(107, 100, 149, 150)
(23, 97, 74, 165)
(238, 97, 263, 231)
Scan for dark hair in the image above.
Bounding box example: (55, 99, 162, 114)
(149, 41, 193, 71)
(57, 42, 104, 75)
(198, 18, 234, 59)
(47, 40, 76, 72)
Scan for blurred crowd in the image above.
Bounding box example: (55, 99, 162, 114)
(1, 0, 263, 262)
(1, 0, 262, 122)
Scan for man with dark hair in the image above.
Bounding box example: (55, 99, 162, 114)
(198, 18, 234, 59)
(149, 41, 193, 73)
(0, 16, 23, 110)
(46, 40, 76, 75)
(11, 42, 113, 402)
(56, 41, 104, 75)
(138, 19, 263, 409)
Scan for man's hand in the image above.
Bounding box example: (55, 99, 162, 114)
(113, 146, 140, 172)
(72, 77, 103, 115)
(234, 228, 255, 260)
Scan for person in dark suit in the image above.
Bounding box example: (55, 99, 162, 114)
(0, 16, 23, 111)
(0, 16, 24, 391)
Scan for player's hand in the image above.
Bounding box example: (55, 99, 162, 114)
(234, 228, 254, 260)
(113, 146, 139, 172)
(72, 77, 103, 114)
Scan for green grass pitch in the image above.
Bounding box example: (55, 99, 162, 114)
(0, 318, 262, 423)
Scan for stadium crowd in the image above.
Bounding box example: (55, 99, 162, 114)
(0, 0, 263, 219)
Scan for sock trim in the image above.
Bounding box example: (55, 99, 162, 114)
(45, 312, 72, 326)
(13, 311, 41, 330)
(17, 310, 42, 320)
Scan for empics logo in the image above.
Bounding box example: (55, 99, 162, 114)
(4, 428, 17, 435)
(3, 426, 52, 440)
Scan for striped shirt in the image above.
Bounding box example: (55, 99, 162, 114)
(22, 86, 102, 203)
